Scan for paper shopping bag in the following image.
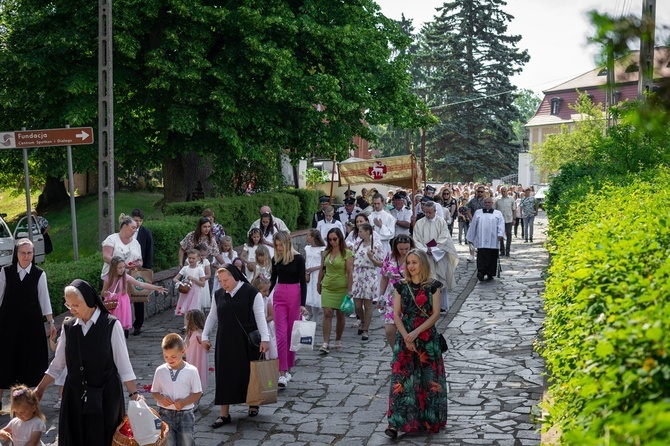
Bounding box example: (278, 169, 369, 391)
(246, 355, 279, 406)
(129, 268, 154, 303)
(127, 399, 162, 445)
(290, 320, 317, 352)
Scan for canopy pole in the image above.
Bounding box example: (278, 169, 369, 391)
(329, 153, 336, 205)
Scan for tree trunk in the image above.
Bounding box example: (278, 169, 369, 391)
(163, 152, 213, 204)
(36, 176, 70, 212)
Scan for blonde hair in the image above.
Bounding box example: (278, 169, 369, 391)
(273, 231, 296, 265)
(10, 384, 45, 422)
(251, 276, 271, 292)
(254, 244, 272, 268)
(404, 249, 433, 287)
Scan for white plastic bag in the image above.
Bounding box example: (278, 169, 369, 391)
(290, 320, 316, 352)
(127, 399, 162, 446)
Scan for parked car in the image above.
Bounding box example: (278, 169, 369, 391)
(0, 213, 46, 267)
(534, 185, 550, 208)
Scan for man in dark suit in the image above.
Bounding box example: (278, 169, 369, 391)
(131, 208, 154, 336)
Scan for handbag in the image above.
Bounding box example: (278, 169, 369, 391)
(129, 267, 154, 303)
(246, 353, 279, 406)
(127, 399, 162, 445)
(339, 293, 354, 316)
(228, 294, 261, 348)
(407, 283, 449, 353)
(290, 320, 316, 352)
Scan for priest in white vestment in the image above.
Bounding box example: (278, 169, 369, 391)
(368, 194, 396, 257)
(413, 201, 459, 311)
(467, 197, 505, 281)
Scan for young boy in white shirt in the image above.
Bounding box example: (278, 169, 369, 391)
(152, 333, 203, 446)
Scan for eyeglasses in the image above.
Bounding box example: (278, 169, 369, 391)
(477, 190, 485, 193)
(396, 236, 411, 243)
(64, 302, 82, 310)
(328, 237, 339, 242)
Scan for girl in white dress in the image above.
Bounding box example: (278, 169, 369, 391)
(195, 243, 212, 311)
(304, 229, 326, 321)
(211, 236, 237, 295)
(241, 228, 262, 278)
(252, 276, 278, 359)
(251, 244, 272, 282)
(0, 385, 46, 446)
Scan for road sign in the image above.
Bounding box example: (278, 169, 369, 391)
(0, 127, 94, 149)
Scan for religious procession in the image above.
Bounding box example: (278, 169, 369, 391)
(0, 169, 545, 446)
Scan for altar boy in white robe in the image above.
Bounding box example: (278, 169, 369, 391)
(413, 201, 459, 312)
(368, 193, 396, 258)
(467, 197, 505, 281)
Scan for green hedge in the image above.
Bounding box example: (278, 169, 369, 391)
(41, 253, 104, 315)
(162, 192, 301, 248)
(144, 216, 196, 271)
(281, 188, 320, 228)
(541, 167, 670, 444)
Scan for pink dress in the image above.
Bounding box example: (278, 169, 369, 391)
(380, 253, 405, 325)
(175, 265, 204, 316)
(104, 274, 132, 329)
(185, 330, 208, 388)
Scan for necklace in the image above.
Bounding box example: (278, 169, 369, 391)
(168, 363, 185, 382)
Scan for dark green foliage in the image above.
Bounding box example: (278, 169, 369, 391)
(163, 192, 301, 251)
(144, 217, 195, 271)
(41, 253, 104, 315)
(416, 0, 529, 180)
(541, 167, 670, 444)
(280, 188, 320, 229)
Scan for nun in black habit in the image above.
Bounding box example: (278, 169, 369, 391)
(201, 264, 270, 427)
(0, 239, 56, 398)
(35, 279, 141, 446)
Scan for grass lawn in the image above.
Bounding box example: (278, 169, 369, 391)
(0, 190, 164, 262)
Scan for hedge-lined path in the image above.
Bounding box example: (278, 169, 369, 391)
(8, 213, 548, 446)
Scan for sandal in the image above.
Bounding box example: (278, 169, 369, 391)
(211, 415, 231, 428)
(334, 340, 343, 349)
(248, 406, 259, 417)
(384, 427, 398, 439)
(362, 331, 369, 341)
(319, 343, 330, 354)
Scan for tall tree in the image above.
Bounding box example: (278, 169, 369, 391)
(0, 0, 430, 203)
(511, 88, 541, 144)
(418, 0, 529, 181)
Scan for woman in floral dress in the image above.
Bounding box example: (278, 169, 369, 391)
(351, 223, 383, 341)
(378, 235, 414, 350)
(386, 249, 447, 438)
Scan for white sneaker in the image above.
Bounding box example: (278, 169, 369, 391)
(278, 375, 288, 388)
(349, 313, 357, 318)
(285, 372, 292, 383)
(54, 399, 62, 409)
(468, 255, 475, 262)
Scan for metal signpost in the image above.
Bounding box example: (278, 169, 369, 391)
(0, 126, 94, 261)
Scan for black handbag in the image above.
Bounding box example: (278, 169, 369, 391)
(227, 294, 261, 348)
(439, 333, 449, 353)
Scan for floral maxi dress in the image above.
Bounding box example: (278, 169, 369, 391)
(387, 280, 447, 433)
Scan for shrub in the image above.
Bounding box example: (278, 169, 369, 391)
(41, 253, 104, 315)
(541, 167, 670, 444)
(280, 188, 320, 228)
(144, 216, 196, 271)
(162, 192, 301, 248)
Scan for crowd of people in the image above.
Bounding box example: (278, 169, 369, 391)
(0, 183, 541, 444)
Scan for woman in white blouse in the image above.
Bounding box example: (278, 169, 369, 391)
(101, 214, 143, 279)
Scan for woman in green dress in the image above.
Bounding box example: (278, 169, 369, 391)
(386, 249, 448, 438)
(316, 228, 352, 354)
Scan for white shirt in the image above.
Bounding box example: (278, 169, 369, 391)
(249, 216, 290, 234)
(101, 233, 143, 279)
(466, 209, 506, 250)
(46, 308, 137, 382)
(336, 206, 362, 224)
(367, 209, 396, 243)
(202, 280, 270, 342)
(389, 207, 412, 236)
(316, 218, 345, 242)
(0, 264, 52, 315)
(152, 362, 202, 410)
(494, 196, 516, 224)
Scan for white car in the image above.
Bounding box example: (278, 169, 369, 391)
(534, 186, 550, 207)
(0, 213, 46, 267)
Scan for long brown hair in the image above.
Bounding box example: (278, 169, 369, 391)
(404, 249, 432, 287)
(324, 228, 347, 259)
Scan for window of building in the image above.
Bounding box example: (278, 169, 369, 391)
(550, 97, 563, 115)
(625, 64, 640, 73)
